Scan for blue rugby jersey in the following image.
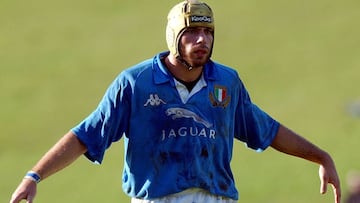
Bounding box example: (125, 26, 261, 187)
(71, 51, 280, 200)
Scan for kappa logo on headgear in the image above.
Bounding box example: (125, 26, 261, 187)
(144, 94, 166, 107)
(209, 85, 231, 108)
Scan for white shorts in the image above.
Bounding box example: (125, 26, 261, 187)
(131, 188, 237, 203)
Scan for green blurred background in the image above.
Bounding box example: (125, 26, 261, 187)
(1, 0, 359, 202)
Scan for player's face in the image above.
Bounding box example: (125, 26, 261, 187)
(179, 27, 213, 68)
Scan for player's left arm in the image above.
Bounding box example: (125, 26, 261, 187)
(270, 124, 341, 203)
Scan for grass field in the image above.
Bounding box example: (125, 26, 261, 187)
(1, 0, 360, 202)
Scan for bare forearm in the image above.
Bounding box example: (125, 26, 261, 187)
(270, 124, 341, 202)
(270, 124, 332, 165)
(31, 131, 87, 180)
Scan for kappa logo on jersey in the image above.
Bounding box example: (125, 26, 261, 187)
(209, 85, 231, 108)
(166, 107, 212, 128)
(144, 94, 166, 107)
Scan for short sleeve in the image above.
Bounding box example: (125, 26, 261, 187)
(71, 75, 131, 163)
(234, 82, 280, 152)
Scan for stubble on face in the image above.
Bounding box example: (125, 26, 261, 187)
(179, 27, 213, 69)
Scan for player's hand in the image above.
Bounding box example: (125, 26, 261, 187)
(319, 164, 341, 203)
(10, 178, 37, 203)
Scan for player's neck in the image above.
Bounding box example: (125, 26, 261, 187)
(164, 55, 203, 83)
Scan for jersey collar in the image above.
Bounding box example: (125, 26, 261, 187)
(152, 51, 218, 85)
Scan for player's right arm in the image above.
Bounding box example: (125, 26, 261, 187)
(10, 131, 87, 203)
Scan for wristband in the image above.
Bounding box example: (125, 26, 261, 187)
(24, 171, 41, 183)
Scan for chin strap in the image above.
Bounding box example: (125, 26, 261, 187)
(176, 56, 193, 71)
